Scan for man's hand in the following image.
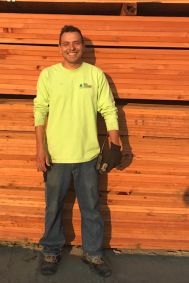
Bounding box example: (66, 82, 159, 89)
(36, 147, 50, 172)
(106, 142, 122, 172)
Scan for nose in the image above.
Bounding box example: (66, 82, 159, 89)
(70, 43, 76, 50)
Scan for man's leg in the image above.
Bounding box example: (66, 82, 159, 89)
(39, 163, 72, 275)
(73, 158, 103, 256)
(73, 158, 112, 277)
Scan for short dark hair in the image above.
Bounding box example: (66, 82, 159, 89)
(59, 25, 84, 45)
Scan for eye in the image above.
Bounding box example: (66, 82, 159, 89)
(61, 42, 69, 47)
(74, 41, 82, 46)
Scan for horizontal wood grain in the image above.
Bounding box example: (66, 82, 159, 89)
(1, 45, 189, 100)
(1, 14, 189, 48)
(1, 100, 189, 138)
(0, 9, 189, 248)
(0, 97, 189, 248)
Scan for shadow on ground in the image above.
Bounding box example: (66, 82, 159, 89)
(1, 244, 189, 283)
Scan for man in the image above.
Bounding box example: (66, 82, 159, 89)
(34, 25, 122, 277)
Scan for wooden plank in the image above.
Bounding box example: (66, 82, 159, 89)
(1, 168, 188, 192)
(1, 186, 189, 249)
(0, 100, 189, 138)
(1, 210, 189, 249)
(1, 132, 189, 166)
(1, 188, 189, 210)
(1, 131, 189, 177)
(1, 14, 189, 48)
(1, 45, 189, 100)
(1, 154, 189, 176)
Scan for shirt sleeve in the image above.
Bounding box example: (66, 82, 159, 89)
(33, 69, 49, 126)
(97, 70, 119, 131)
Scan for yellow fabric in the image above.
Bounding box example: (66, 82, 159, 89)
(34, 62, 118, 163)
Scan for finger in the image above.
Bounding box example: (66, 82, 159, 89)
(37, 160, 47, 172)
(45, 155, 50, 167)
(36, 161, 41, 171)
(41, 162, 47, 172)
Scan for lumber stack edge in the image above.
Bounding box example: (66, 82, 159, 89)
(0, 12, 189, 250)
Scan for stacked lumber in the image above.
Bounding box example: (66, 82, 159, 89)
(0, 12, 189, 250)
(0, 100, 189, 249)
(1, 45, 189, 100)
(1, 14, 189, 48)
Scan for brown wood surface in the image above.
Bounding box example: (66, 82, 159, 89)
(1, 100, 189, 137)
(1, 14, 189, 48)
(0, 99, 189, 249)
(1, 45, 189, 100)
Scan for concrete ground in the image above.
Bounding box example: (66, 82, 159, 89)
(1, 244, 189, 283)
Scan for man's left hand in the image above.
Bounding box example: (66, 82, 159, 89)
(106, 142, 122, 172)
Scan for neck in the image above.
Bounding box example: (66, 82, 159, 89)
(62, 60, 83, 70)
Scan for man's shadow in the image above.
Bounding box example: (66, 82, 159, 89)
(62, 37, 133, 250)
(97, 107, 133, 247)
(183, 188, 189, 206)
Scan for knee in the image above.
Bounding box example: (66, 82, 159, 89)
(80, 202, 101, 221)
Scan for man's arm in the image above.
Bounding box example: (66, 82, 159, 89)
(97, 71, 121, 147)
(97, 71, 122, 171)
(35, 125, 50, 172)
(34, 69, 50, 172)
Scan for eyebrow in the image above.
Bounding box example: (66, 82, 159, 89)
(61, 40, 82, 43)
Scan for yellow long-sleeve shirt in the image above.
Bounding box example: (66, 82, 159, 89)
(34, 62, 118, 163)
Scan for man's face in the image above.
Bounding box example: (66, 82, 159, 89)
(59, 32, 84, 66)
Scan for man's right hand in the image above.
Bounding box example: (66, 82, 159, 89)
(36, 148, 50, 172)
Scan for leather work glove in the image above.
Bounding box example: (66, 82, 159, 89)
(100, 143, 122, 173)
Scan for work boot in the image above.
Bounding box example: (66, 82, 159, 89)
(40, 254, 61, 275)
(82, 254, 112, 278)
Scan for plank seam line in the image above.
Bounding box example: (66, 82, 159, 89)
(0, 95, 189, 106)
(116, 99, 189, 106)
(1, 42, 189, 51)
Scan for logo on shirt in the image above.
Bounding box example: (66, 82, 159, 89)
(79, 83, 92, 89)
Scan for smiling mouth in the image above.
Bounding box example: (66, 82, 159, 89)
(68, 52, 77, 56)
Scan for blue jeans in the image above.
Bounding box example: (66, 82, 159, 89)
(39, 157, 104, 257)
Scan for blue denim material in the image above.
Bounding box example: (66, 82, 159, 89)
(39, 157, 104, 257)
